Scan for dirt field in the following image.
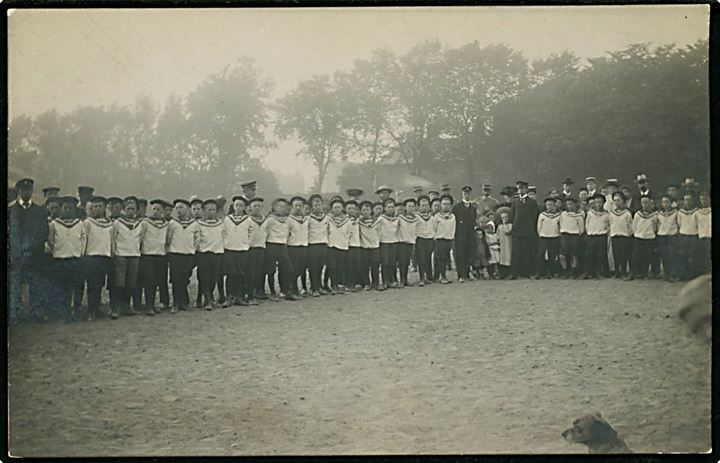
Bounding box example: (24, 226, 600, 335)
(8, 275, 711, 456)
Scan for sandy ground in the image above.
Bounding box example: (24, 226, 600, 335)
(8, 274, 711, 456)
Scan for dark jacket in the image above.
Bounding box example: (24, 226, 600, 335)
(510, 196, 539, 238)
(9, 201, 49, 262)
(452, 201, 478, 242)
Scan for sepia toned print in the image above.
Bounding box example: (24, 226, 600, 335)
(7, 6, 710, 456)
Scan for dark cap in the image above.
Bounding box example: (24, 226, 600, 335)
(60, 196, 78, 206)
(440, 184, 450, 191)
(248, 197, 264, 204)
(383, 198, 396, 205)
(591, 193, 606, 202)
(561, 177, 574, 185)
(137, 198, 148, 206)
(374, 185, 393, 195)
(330, 197, 345, 207)
(565, 196, 578, 203)
(403, 198, 417, 206)
(344, 199, 359, 207)
(45, 196, 61, 206)
(440, 194, 454, 203)
(173, 198, 191, 207)
(612, 191, 626, 201)
(42, 186, 60, 195)
(412, 186, 424, 193)
(202, 198, 218, 207)
(308, 194, 323, 203)
(543, 197, 556, 203)
(241, 181, 257, 189)
(78, 186, 95, 195)
(359, 200, 373, 209)
(528, 186, 537, 193)
(189, 196, 203, 205)
(231, 195, 248, 204)
(290, 196, 306, 204)
(482, 183, 492, 190)
(346, 188, 363, 197)
(90, 195, 107, 204)
(516, 180, 529, 187)
(149, 199, 167, 207)
(15, 178, 34, 190)
(461, 186, 472, 193)
(123, 195, 139, 205)
(428, 190, 439, 196)
(107, 196, 123, 205)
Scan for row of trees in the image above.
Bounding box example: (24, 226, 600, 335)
(9, 39, 709, 198)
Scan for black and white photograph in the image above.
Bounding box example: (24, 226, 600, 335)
(6, 5, 712, 456)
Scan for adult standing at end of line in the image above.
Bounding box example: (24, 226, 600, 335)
(479, 183, 499, 216)
(452, 186, 477, 283)
(9, 178, 50, 324)
(510, 180, 538, 279)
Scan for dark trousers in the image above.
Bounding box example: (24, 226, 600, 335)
(223, 250, 249, 300)
(247, 247, 265, 298)
(360, 247, 380, 287)
(140, 255, 167, 308)
(524, 236, 540, 275)
(454, 239, 473, 279)
(288, 245, 308, 294)
(9, 255, 44, 323)
(159, 261, 170, 306)
(632, 238, 656, 278)
(511, 235, 534, 277)
(168, 253, 194, 308)
(53, 257, 82, 321)
(696, 237, 711, 275)
(84, 256, 111, 314)
(611, 236, 633, 276)
(415, 238, 434, 282)
(346, 247, 362, 287)
(677, 235, 699, 280)
(379, 242, 398, 285)
(397, 242, 414, 283)
(265, 243, 294, 294)
(307, 243, 328, 292)
(656, 235, 678, 278)
(536, 237, 560, 277)
(584, 235, 608, 277)
(435, 239, 453, 279)
(327, 247, 347, 287)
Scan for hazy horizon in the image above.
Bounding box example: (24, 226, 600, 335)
(8, 6, 709, 190)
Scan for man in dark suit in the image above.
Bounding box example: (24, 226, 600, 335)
(452, 186, 478, 282)
(9, 178, 50, 324)
(510, 180, 539, 279)
(629, 174, 655, 213)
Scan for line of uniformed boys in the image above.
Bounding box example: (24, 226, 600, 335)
(10, 175, 712, 324)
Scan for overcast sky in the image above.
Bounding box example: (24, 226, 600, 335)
(8, 6, 709, 187)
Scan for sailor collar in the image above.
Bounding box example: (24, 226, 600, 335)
(198, 218, 223, 227)
(226, 215, 249, 225)
(143, 217, 169, 228)
(86, 217, 113, 228)
(54, 218, 82, 228)
(117, 217, 140, 229)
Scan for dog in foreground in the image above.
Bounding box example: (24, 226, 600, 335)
(563, 413, 633, 453)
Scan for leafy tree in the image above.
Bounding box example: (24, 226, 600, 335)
(440, 42, 529, 186)
(335, 48, 399, 191)
(275, 74, 348, 192)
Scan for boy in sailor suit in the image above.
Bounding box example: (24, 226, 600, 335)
(48, 196, 86, 322)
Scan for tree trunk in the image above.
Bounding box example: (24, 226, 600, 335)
(465, 132, 476, 187)
(369, 128, 380, 191)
